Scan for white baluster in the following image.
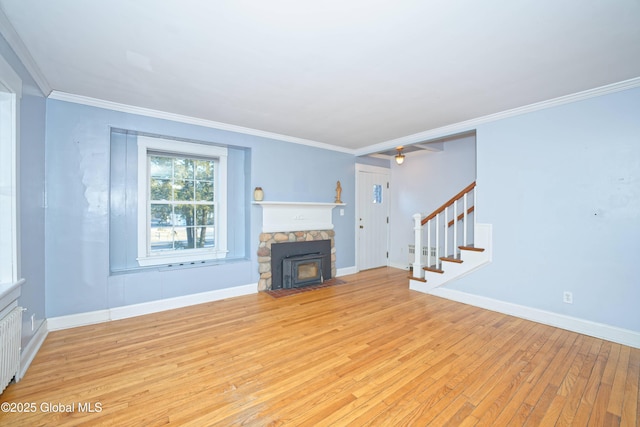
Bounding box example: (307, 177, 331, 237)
(426, 218, 432, 268)
(435, 214, 440, 269)
(463, 193, 468, 247)
(453, 199, 458, 258)
(412, 213, 423, 279)
(473, 188, 477, 244)
(443, 207, 448, 260)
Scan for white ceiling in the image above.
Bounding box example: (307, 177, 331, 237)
(1, 0, 640, 154)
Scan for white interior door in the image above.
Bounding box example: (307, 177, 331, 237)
(357, 167, 390, 271)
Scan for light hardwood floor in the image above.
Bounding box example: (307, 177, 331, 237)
(1, 267, 638, 426)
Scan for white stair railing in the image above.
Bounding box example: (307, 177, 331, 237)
(411, 182, 476, 280)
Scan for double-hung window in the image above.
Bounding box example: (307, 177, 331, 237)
(137, 136, 228, 266)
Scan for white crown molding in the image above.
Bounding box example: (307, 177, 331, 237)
(356, 76, 640, 156)
(39, 72, 640, 158)
(47, 91, 356, 154)
(0, 7, 51, 96)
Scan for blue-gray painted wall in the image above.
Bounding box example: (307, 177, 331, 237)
(44, 99, 356, 317)
(451, 87, 640, 332)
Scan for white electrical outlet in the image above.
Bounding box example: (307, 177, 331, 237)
(563, 291, 573, 304)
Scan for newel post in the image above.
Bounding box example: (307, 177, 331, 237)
(412, 213, 423, 279)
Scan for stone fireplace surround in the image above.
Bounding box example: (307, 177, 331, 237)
(254, 201, 344, 291)
(257, 230, 336, 291)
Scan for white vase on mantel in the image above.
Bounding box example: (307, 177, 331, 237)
(253, 187, 264, 201)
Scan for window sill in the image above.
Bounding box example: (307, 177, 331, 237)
(0, 278, 24, 314)
(110, 256, 249, 276)
(137, 250, 228, 267)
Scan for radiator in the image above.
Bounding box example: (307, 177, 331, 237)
(408, 245, 437, 267)
(0, 306, 22, 394)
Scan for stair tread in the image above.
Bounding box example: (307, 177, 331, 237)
(440, 256, 463, 264)
(408, 275, 427, 282)
(423, 266, 444, 274)
(459, 245, 485, 252)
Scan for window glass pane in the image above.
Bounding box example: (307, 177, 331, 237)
(150, 156, 172, 179)
(150, 178, 171, 200)
(150, 204, 171, 226)
(173, 204, 194, 226)
(195, 227, 215, 248)
(150, 226, 174, 252)
(373, 184, 382, 204)
(195, 181, 213, 201)
(173, 179, 194, 201)
(174, 158, 194, 180)
(196, 206, 215, 226)
(174, 227, 195, 249)
(195, 159, 214, 181)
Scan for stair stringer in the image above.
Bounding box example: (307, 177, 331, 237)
(410, 223, 492, 293)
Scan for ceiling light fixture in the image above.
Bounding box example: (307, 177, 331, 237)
(395, 147, 405, 165)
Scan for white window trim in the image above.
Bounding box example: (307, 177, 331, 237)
(136, 135, 228, 267)
(0, 55, 21, 286)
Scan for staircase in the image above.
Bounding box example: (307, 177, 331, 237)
(409, 182, 492, 293)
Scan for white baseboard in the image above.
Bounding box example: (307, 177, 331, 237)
(388, 262, 410, 270)
(339, 265, 410, 275)
(336, 266, 357, 276)
(46, 271, 359, 331)
(18, 320, 48, 381)
(48, 283, 257, 331)
(48, 310, 110, 330)
(428, 287, 640, 349)
(110, 284, 256, 321)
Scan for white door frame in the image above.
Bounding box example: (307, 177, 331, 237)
(355, 163, 391, 272)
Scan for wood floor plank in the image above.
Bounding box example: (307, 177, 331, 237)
(504, 333, 577, 425)
(1, 267, 638, 426)
(556, 337, 601, 426)
(607, 345, 631, 417)
(493, 330, 575, 426)
(620, 347, 640, 427)
(469, 325, 555, 426)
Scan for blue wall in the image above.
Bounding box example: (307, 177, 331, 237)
(450, 87, 640, 332)
(44, 100, 356, 317)
(0, 34, 47, 348)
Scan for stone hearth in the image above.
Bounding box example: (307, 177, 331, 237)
(257, 229, 336, 291)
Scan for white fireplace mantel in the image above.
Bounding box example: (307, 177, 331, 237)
(254, 201, 345, 233)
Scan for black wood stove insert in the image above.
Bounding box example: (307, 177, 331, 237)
(270, 240, 331, 290)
